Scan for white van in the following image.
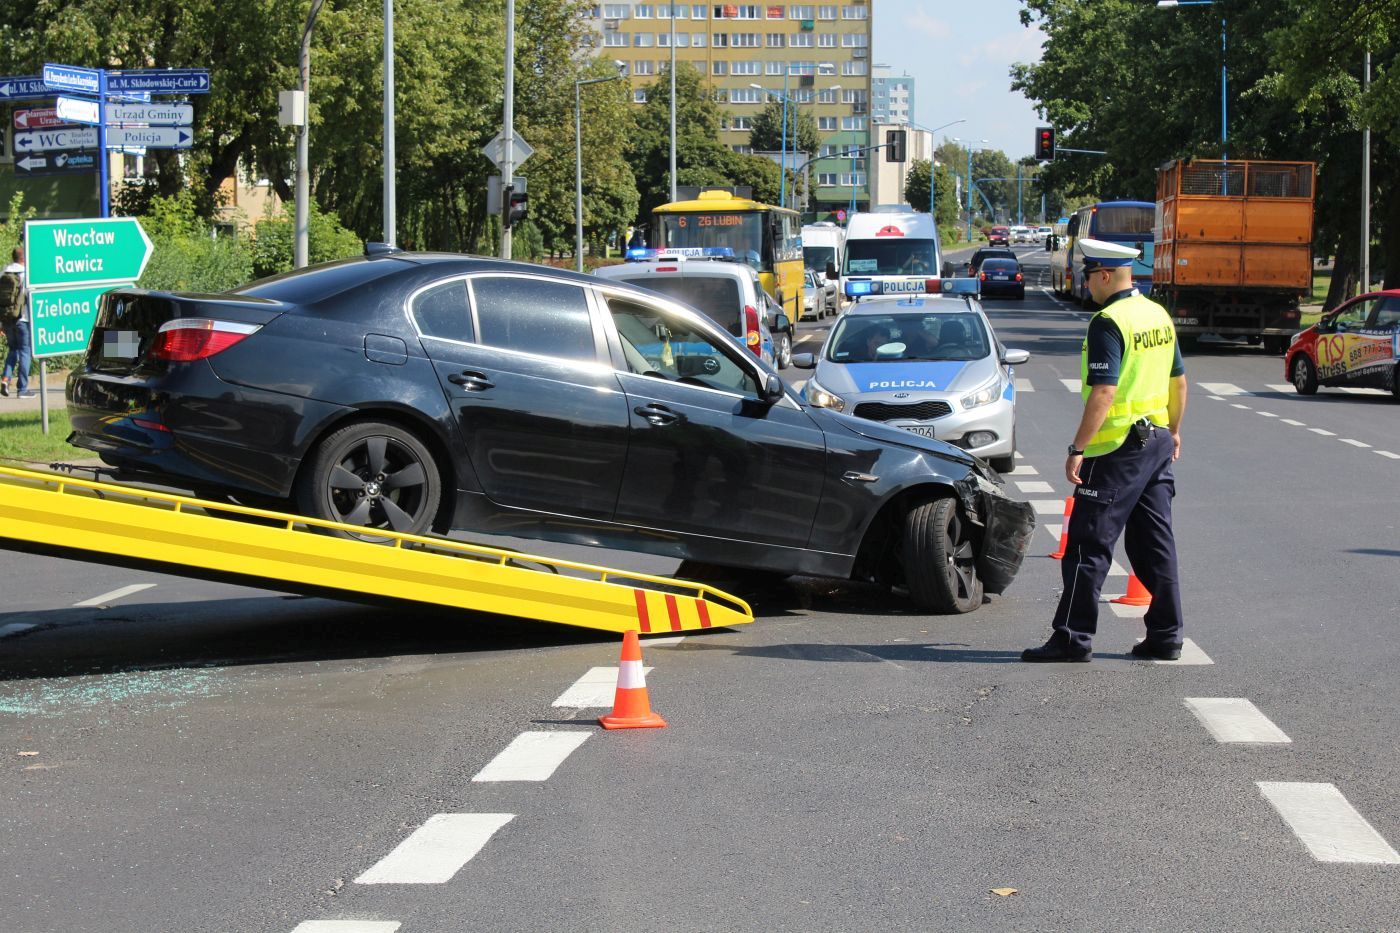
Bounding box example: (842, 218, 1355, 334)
(840, 209, 944, 302)
(802, 221, 844, 278)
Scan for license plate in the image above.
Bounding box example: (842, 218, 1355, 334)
(992, 275, 1009, 280)
(901, 425, 936, 438)
(102, 329, 141, 359)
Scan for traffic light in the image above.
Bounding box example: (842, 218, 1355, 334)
(506, 179, 528, 227)
(1035, 126, 1055, 161)
(886, 129, 907, 163)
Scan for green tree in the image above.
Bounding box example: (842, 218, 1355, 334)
(901, 160, 960, 238)
(748, 99, 819, 161)
(632, 64, 736, 216)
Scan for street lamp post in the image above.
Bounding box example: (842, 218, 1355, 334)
(294, 0, 326, 269)
(1157, 1, 1226, 162)
(955, 137, 989, 240)
(575, 65, 626, 273)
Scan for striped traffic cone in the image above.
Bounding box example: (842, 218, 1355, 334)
(1049, 496, 1074, 559)
(599, 629, 668, 730)
(1113, 574, 1152, 607)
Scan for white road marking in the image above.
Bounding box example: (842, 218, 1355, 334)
(1156, 638, 1214, 666)
(1108, 559, 1128, 577)
(1230, 403, 1252, 410)
(1207, 395, 1225, 401)
(644, 635, 687, 647)
(355, 813, 515, 884)
(1266, 384, 1295, 393)
(1014, 451, 1025, 459)
(1281, 419, 1306, 426)
(1043, 522, 1062, 540)
(1059, 378, 1082, 392)
(1184, 698, 1292, 744)
(0, 623, 36, 638)
(1340, 386, 1388, 395)
(472, 731, 591, 782)
(552, 666, 652, 708)
(291, 923, 402, 933)
(1309, 428, 1336, 436)
(1257, 783, 1400, 864)
(1257, 411, 1278, 418)
(1013, 377, 1035, 392)
(1339, 438, 1371, 448)
(1377, 451, 1400, 460)
(1199, 382, 1246, 395)
(1031, 499, 1066, 515)
(1015, 480, 1055, 494)
(1109, 601, 1148, 619)
(1007, 464, 1038, 475)
(73, 583, 156, 608)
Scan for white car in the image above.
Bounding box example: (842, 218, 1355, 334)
(792, 293, 1029, 473)
(1036, 225, 1053, 246)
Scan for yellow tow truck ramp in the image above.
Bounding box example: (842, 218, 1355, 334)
(0, 464, 753, 634)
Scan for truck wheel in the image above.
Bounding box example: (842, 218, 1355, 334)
(1290, 356, 1319, 395)
(295, 421, 442, 541)
(901, 497, 983, 614)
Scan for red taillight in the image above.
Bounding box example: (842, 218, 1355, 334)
(1015, 272, 1023, 282)
(924, 277, 940, 293)
(744, 304, 761, 356)
(655, 266, 679, 272)
(149, 318, 260, 362)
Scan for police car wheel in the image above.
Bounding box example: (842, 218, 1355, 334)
(901, 497, 984, 614)
(1290, 356, 1319, 395)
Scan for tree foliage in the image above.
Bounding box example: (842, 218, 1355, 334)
(748, 99, 820, 160)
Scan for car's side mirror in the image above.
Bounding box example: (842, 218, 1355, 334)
(762, 373, 785, 405)
(825, 261, 838, 280)
(792, 352, 817, 369)
(1001, 348, 1031, 365)
(774, 313, 791, 333)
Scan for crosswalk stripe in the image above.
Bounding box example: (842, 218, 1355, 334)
(74, 583, 156, 608)
(1340, 438, 1371, 448)
(1199, 382, 1246, 395)
(1340, 386, 1388, 395)
(1258, 783, 1400, 864)
(1377, 451, 1400, 460)
(1109, 601, 1147, 619)
(1266, 384, 1295, 393)
(1013, 377, 1035, 392)
(1031, 499, 1065, 515)
(1042, 522, 1062, 539)
(1007, 464, 1039, 476)
(1185, 698, 1291, 743)
(1108, 559, 1128, 577)
(355, 814, 515, 884)
(472, 731, 590, 782)
(1059, 378, 1082, 392)
(1015, 480, 1054, 494)
(552, 666, 650, 708)
(1281, 419, 1305, 426)
(1309, 428, 1336, 436)
(1156, 638, 1213, 666)
(290, 922, 402, 933)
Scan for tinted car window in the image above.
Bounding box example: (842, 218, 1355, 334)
(470, 275, 597, 362)
(608, 275, 743, 334)
(981, 259, 1019, 271)
(608, 297, 759, 396)
(411, 278, 473, 342)
(1375, 296, 1400, 326)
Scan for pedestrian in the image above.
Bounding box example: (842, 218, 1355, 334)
(1, 246, 35, 399)
(1022, 238, 1188, 662)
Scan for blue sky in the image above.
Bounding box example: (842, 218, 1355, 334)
(873, 0, 1045, 159)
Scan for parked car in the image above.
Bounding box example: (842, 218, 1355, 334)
(593, 248, 782, 368)
(802, 268, 834, 320)
(987, 226, 1011, 246)
(977, 257, 1026, 300)
(1284, 289, 1400, 396)
(793, 292, 1029, 474)
(66, 249, 1035, 613)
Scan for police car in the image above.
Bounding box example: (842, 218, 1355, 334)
(840, 209, 944, 302)
(792, 288, 1029, 473)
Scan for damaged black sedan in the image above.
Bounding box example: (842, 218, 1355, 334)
(66, 248, 1034, 613)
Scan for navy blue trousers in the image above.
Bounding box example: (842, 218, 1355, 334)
(1051, 426, 1184, 653)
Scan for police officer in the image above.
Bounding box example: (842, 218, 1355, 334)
(1022, 238, 1188, 662)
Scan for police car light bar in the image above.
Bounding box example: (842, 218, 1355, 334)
(941, 278, 981, 296)
(625, 247, 735, 262)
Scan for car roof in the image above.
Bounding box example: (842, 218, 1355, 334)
(845, 296, 975, 316)
(594, 258, 756, 282)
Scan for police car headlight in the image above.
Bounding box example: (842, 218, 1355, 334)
(960, 376, 1002, 410)
(806, 378, 847, 412)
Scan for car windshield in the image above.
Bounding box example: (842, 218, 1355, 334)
(827, 310, 990, 363)
(981, 259, 1019, 271)
(804, 245, 836, 271)
(609, 274, 743, 334)
(844, 238, 938, 276)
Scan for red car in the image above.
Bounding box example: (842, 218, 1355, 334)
(1284, 289, 1400, 396)
(987, 226, 1010, 247)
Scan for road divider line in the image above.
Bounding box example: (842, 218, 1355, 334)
(1377, 450, 1400, 460)
(1257, 783, 1400, 864)
(74, 583, 156, 608)
(1059, 378, 1081, 392)
(1155, 638, 1213, 665)
(553, 666, 652, 708)
(1007, 464, 1038, 476)
(1015, 480, 1055, 494)
(1340, 438, 1371, 448)
(290, 922, 402, 932)
(1281, 419, 1306, 426)
(1199, 382, 1246, 395)
(472, 731, 591, 782)
(1230, 403, 1252, 410)
(1309, 428, 1336, 436)
(1184, 698, 1291, 743)
(1257, 411, 1278, 418)
(1207, 396, 1225, 401)
(355, 813, 515, 884)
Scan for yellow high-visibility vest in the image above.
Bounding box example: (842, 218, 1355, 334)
(1079, 292, 1175, 457)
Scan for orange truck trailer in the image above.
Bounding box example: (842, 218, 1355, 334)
(1154, 159, 1316, 354)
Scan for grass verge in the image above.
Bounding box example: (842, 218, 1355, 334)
(0, 408, 83, 465)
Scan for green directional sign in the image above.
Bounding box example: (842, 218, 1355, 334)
(25, 217, 154, 289)
(28, 284, 130, 358)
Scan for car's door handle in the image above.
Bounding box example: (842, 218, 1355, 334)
(634, 403, 682, 426)
(448, 371, 494, 391)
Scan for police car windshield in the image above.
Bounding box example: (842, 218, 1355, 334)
(844, 239, 937, 276)
(827, 311, 989, 363)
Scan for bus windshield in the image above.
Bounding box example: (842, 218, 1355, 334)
(656, 212, 762, 269)
(844, 239, 938, 276)
(1092, 205, 1154, 237)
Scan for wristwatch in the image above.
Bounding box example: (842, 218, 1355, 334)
(1067, 444, 1084, 456)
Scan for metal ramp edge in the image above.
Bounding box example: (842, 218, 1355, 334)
(0, 465, 753, 634)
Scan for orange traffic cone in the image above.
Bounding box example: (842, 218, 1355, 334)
(599, 629, 668, 730)
(1113, 574, 1152, 607)
(1049, 496, 1074, 559)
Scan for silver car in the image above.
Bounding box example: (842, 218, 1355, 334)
(792, 294, 1029, 473)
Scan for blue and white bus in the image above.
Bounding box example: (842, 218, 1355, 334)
(1063, 200, 1156, 304)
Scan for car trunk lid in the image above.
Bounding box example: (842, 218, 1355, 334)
(83, 289, 286, 376)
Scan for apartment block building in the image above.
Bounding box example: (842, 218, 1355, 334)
(871, 65, 913, 124)
(591, 1, 874, 219)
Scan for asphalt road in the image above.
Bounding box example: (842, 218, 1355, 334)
(3, 244, 1399, 932)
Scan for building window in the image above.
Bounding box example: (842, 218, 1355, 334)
(817, 88, 837, 103)
(603, 3, 631, 16)
(766, 60, 783, 75)
(634, 32, 654, 45)
(840, 116, 865, 130)
(732, 116, 753, 130)
(658, 31, 670, 45)
(692, 31, 706, 44)
(841, 60, 867, 75)
(841, 4, 866, 18)
(788, 32, 812, 47)
(729, 87, 764, 103)
(692, 3, 707, 16)
(713, 31, 728, 45)
(634, 89, 648, 102)
(818, 116, 837, 130)
(817, 173, 838, 186)
(841, 89, 867, 103)
(788, 4, 814, 18)
(817, 4, 837, 18)
(712, 60, 728, 75)
(732, 32, 759, 46)
(732, 144, 754, 154)
(840, 32, 866, 46)
(817, 32, 835, 47)
(818, 145, 836, 157)
(635, 60, 657, 74)
(818, 61, 836, 75)
(604, 32, 629, 45)
(767, 4, 785, 17)
(675, 32, 690, 45)
(658, 2, 688, 16)
(732, 60, 760, 75)
(840, 172, 867, 186)
(793, 88, 812, 103)
(766, 32, 784, 46)
(635, 3, 652, 15)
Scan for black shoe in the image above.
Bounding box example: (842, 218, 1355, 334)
(1021, 640, 1091, 663)
(0, 382, 8, 397)
(1130, 640, 1182, 661)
